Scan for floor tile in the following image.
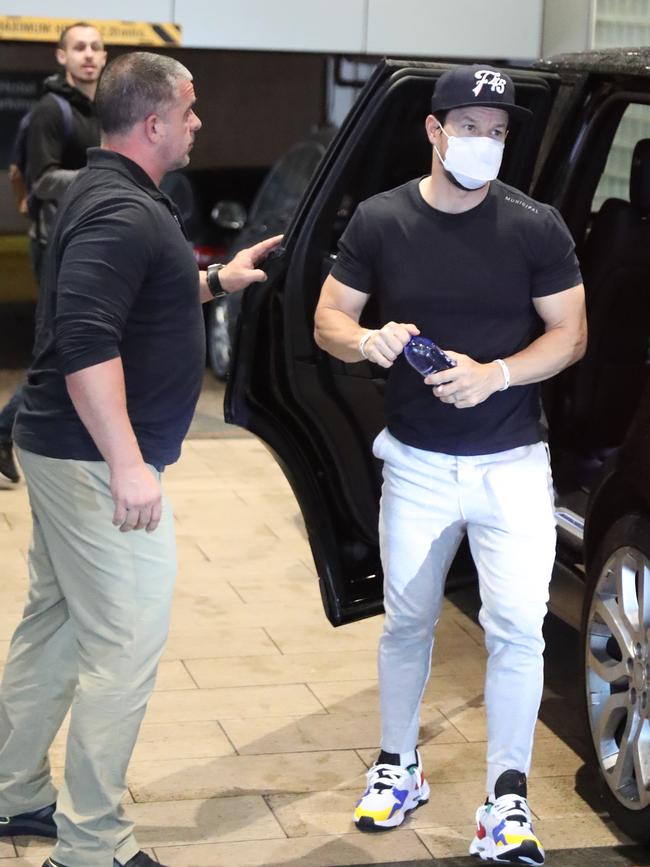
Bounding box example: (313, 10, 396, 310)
(528, 774, 605, 819)
(50, 720, 235, 766)
(0, 840, 15, 859)
(263, 621, 384, 655)
(310, 674, 484, 717)
(128, 751, 368, 802)
(534, 813, 635, 849)
(416, 824, 478, 859)
(221, 710, 463, 756)
(184, 651, 379, 689)
(143, 684, 326, 723)
(154, 660, 198, 691)
(154, 829, 432, 866)
(125, 795, 286, 845)
(162, 627, 280, 660)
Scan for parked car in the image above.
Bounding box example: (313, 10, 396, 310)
(160, 165, 266, 366)
(224, 51, 650, 843)
(205, 128, 336, 379)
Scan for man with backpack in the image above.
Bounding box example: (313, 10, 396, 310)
(0, 22, 106, 486)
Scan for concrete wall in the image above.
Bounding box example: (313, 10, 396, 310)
(2, 0, 548, 59)
(542, 0, 594, 56)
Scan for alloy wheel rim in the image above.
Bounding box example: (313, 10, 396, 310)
(209, 298, 231, 376)
(586, 544, 650, 810)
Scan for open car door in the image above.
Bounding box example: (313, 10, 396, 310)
(226, 59, 563, 625)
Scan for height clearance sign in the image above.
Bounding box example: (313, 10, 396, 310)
(0, 16, 181, 45)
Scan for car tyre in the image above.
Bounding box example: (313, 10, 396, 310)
(206, 296, 232, 380)
(582, 513, 650, 844)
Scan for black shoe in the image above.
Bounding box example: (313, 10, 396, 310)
(0, 441, 19, 484)
(0, 801, 56, 837)
(122, 853, 167, 867)
(44, 850, 168, 866)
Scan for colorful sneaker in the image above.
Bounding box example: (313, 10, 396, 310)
(469, 770, 544, 865)
(354, 750, 429, 831)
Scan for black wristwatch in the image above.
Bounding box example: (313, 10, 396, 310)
(206, 263, 226, 299)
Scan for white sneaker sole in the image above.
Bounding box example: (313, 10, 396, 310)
(469, 831, 545, 865)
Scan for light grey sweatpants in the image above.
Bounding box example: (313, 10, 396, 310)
(373, 429, 557, 794)
(0, 448, 176, 867)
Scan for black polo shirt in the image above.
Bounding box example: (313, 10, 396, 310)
(14, 148, 205, 468)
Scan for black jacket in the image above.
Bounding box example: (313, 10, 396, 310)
(26, 73, 100, 244)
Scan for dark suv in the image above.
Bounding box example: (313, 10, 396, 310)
(225, 51, 650, 843)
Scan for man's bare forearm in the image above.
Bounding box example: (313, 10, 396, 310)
(503, 323, 587, 387)
(314, 307, 369, 362)
(65, 357, 144, 471)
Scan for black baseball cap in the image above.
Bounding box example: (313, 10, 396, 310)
(431, 64, 532, 123)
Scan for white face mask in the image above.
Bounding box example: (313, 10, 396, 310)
(434, 124, 505, 190)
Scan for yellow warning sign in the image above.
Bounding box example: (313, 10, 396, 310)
(0, 16, 181, 46)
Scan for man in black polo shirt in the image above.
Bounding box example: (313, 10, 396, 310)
(0, 52, 280, 867)
(315, 65, 586, 865)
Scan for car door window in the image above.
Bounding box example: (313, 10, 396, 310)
(547, 95, 650, 479)
(248, 139, 329, 232)
(592, 102, 650, 210)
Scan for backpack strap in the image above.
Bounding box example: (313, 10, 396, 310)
(10, 112, 32, 171)
(49, 93, 74, 145)
(25, 94, 75, 225)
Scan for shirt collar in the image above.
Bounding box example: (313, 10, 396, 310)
(87, 148, 165, 198)
(86, 147, 187, 235)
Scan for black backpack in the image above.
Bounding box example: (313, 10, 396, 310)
(8, 93, 73, 220)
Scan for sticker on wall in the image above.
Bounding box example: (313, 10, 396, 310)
(0, 16, 181, 46)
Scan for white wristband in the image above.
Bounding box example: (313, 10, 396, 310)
(358, 330, 378, 360)
(495, 358, 510, 391)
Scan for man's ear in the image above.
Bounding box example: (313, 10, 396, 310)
(425, 114, 440, 144)
(55, 47, 66, 67)
(143, 114, 161, 143)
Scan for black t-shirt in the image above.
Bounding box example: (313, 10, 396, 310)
(14, 149, 205, 468)
(330, 178, 582, 456)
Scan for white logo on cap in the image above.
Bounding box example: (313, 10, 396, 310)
(473, 70, 507, 97)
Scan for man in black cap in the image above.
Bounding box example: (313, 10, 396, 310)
(314, 64, 586, 864)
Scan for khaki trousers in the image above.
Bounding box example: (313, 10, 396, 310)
(0, 449, 176, 867)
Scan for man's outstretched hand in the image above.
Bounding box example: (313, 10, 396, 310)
(219, 235, 283, 294)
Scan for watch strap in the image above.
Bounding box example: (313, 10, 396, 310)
(207, 263, 226, 299)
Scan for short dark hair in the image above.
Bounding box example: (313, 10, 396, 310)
(96, 51, 191, 136)
(431, 110, 448, 127)
(58, 21, 101, 49)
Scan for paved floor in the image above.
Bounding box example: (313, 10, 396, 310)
(0, 373, 647, 866)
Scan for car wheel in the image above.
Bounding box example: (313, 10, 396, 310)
(206, 296, 231, 380)
(582, 513, 650, 844)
